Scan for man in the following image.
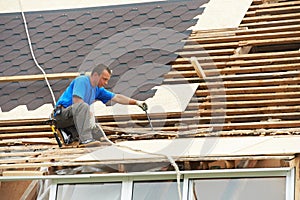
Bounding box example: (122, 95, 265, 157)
(54, 64, 147, 147)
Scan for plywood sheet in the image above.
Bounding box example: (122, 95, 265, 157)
(93, 84, 199, 116)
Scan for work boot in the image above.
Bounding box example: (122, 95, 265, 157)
(79, 139, 102, 148)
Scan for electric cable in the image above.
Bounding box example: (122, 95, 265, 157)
(18, 0, 57, 106)
(97, 124, 183, 200)
(18, 0, 182, 198)
(18, 1, 57, 199)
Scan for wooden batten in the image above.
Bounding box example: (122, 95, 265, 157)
(0, 72, 79, 83)
(2, 170, 45, 176)
(290, 154, 300, 200)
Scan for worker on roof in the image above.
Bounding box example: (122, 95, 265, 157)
(54, 64, 147, 147)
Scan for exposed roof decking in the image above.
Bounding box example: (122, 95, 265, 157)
(1, 0, 300, 173)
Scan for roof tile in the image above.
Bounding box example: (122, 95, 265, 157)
(123, 8, 140, 20)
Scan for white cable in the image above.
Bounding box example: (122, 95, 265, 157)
(97, 124, 183, 200)
(18, 1, 56, 199)
(18, 0, 181, 198)
(18, 0, 56, 105)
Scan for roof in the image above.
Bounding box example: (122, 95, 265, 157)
(1, 0, 300, 175)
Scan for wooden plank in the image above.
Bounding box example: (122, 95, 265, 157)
(246, 5, 300, 16)
(176, 50, 300, 63)
(189, 121, 300, 131)
(205, 85, 300, 95)
(196, 91, 300, 101)
(172, 61, 300, 72)
(101, 112, 300, 127)
(183, 41, 239, 50)
(177, 49, 235, 57)
(201, 77, 300, 88)
(0, 138, 57, 145)
(0, 72, 79, 83)
(187, 30, 300, 44)
(0, 125, 50, 133)
(242, 12, 300, 23)
(20, 180, 39, 200)
(2, 171, 44, 176)
(290, 155, 300, 200)
(0, 154, 82, 165)
(0, 147, 88, 158)
(190, 28, 239, 38)
(239, 36, 300, 46)
(173, 56, 300, 70)
(0, 119, 46, 126)
(250, 0, 300, 10)
(236, 24, 300, 35)
(167, 63, 300, 78)
(183, 36, 300, 50)
(197, 105, 300, 116)
(240, 18, 300, 28)
(217, 62, 300, 75)
(102, 120, 300, 132)
(0, 132, 53, 139)
(195, 98, 300, 109)
(0, 145, 57, 152)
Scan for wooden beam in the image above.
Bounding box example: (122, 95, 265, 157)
(242, 12, 300, 23)
(241, 18, 300, 29)
(291, 154, 300, 200)
(20, 180, 38, 200)
(0, 72, 79, 83)
(0, 132, 53, 139)
(246, 5, 300, 16)
(2, 171, 45, 176)
(199, 91, 300, 101)
(190, 57, 206, 79)
(250, 0, 300, 10)
(197, 105, 300, 116)
(0, 125, 50, 133)
(187, 30, 300, 44)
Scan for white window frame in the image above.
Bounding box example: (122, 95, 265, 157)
(183, 167, 295, 200)
(47, 167, 294, 200)
(0, 167, 292, 199)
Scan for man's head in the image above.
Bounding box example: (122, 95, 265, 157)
(90, 64, 112, 87)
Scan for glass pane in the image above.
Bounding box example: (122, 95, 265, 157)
(190, 177, 286, 200)
(56, 182, 121, 200)
(132, 181, 182, 200)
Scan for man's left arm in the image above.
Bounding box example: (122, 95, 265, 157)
(111, 94, 137, 105)
(112, 94, 148, 111)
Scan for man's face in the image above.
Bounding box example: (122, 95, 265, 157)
(97, 69, 111, 87)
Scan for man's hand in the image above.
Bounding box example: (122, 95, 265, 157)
(136, 101, 148, 111)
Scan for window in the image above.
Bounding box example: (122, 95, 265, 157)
(56, 182, 122, 200)
(132, 180, 183, 200)
(48, 168, 294, 200)
(189, 177, 286, 200)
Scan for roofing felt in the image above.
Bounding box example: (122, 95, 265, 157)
(0, 0, 208, 111)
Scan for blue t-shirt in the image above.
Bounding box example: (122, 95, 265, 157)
(56, 75, 115, 108)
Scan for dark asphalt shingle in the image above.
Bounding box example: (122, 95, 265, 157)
(0, 0, 208, 111)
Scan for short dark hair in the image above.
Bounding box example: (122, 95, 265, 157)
(92, 64, 112, 75)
